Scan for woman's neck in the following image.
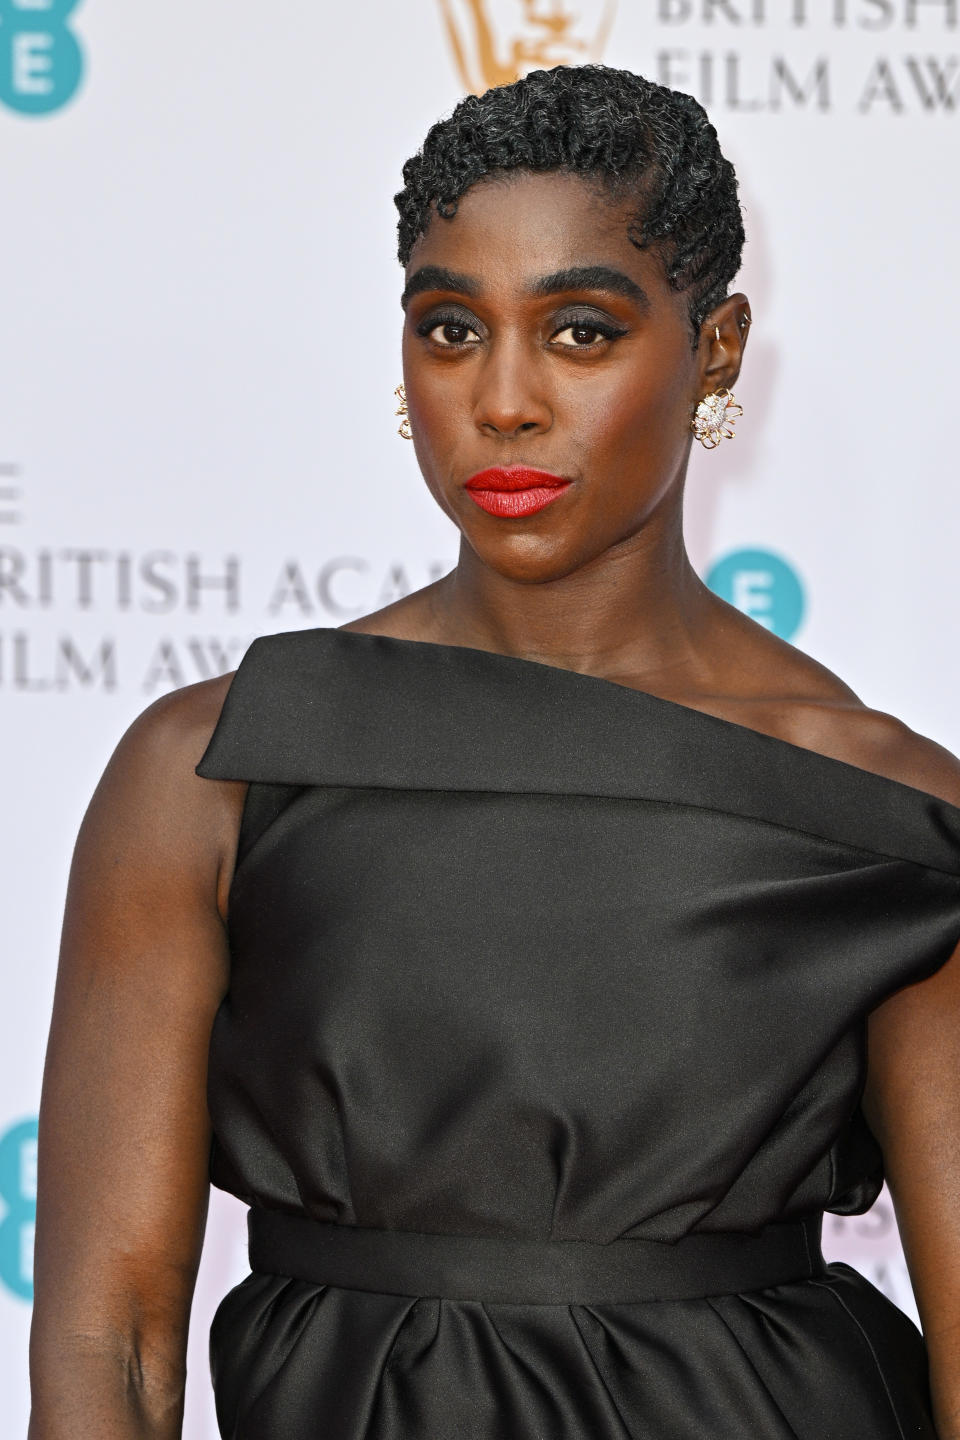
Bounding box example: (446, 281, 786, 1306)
(425, 523, 717, 692)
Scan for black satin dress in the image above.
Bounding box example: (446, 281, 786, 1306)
(195, 627, 960, 1439)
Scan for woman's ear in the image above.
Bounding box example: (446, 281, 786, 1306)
(697, 293, 751, 395)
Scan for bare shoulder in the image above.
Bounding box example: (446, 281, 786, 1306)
(731, 630, 960, 809)
(115, 672, 235, 776)
(79, 674, 245, 908)
(785, 698, 960, 808)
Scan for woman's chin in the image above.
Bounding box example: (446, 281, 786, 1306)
(460, 531, 600, 587)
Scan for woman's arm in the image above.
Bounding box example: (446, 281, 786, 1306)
(864, 947, 960, 1440)
(28, 678, 244, 1440)
(856, 725, 960, 1439)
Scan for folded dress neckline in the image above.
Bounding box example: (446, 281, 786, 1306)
(195, 626, 960, 878)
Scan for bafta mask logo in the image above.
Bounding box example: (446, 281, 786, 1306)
(438, 0, 617, 95)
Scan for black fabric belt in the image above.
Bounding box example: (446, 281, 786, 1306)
(247, 1207, 825, 1305)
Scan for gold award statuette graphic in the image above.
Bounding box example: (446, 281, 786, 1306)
(438, 0, 617, 95)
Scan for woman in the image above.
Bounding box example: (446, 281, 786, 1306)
(29, 64, 960, 1439)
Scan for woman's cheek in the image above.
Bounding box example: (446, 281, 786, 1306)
(414, 388, 460, 456)
(574, 378, 661, 461)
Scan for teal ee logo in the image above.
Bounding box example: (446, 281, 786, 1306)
(706, 548, 806, 642)
(0, 1117, 37, 1302)
(0, 0, 84, 117)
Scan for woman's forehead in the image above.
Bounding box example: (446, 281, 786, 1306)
(405, 170, 663, 292)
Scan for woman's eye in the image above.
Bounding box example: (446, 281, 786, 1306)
(552, 323, 613, 348)
(426, 321, 479, 346)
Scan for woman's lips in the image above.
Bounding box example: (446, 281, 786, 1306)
(464, 466, 572, 518)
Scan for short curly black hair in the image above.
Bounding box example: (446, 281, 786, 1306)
(395, 65, 744, 341)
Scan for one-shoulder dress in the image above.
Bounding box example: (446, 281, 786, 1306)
(195, 627, 960, 1439)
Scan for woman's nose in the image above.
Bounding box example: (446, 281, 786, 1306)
(472, 344, 552, 439)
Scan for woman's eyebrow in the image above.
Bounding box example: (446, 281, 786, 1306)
(401, 266, 479, 309)
(530, 266, 650, 310)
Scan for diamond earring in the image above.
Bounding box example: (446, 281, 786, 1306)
(395, 383, 412, 441)
(691, 388, 743, 450)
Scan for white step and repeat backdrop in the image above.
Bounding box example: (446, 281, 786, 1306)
(1, 2, 957, 1434)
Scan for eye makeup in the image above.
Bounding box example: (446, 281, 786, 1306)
(413, 304, 630, 349)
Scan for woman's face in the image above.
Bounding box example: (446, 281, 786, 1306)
(401, 170, 729, 586)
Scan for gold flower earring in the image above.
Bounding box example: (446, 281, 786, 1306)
(691, 325, 744, 450)
(395, 383, 412, 441)
(691, 388, 744, 450)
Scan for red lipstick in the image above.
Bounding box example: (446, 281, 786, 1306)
(464, 466, 572, 518)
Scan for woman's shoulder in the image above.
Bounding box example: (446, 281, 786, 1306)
(69, 675, 245, 925)
(92, 675, 243, 851)
(118, 673, 236, 777)
(727, 630, 960, 810)
(779, 695, 960, 807)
